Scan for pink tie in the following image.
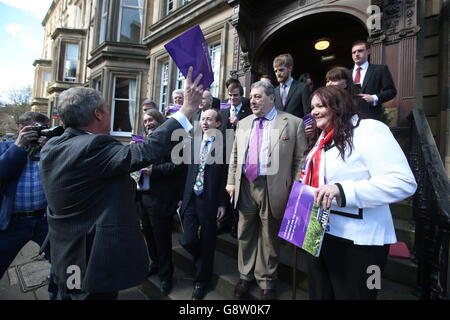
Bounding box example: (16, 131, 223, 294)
(245, 118, 264, 182)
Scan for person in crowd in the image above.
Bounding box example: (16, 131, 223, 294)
(273, 53, 311, 118)
(351, 40, 397, 121)
(300, 85, 417, 299)
(325, 67, 353, 92)
(0, 112, 57, 299)
(298, 73, 315, 93)
(165, 89, 185, 117)
(191, 89, 214, 128)
(135, 109, 185, 296)
(260, 74, 273, 85)
(179, 108, 227, 300)
(226, 80, 307, 300)
(220, 80, 252, 237)
(141, 99, 157, 113)
(305, 67, 355, 142)
(39, 67, 203, 300)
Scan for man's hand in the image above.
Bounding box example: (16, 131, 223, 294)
(226, 184, 235, 199)
(229, 116, 238, 126)
(358, 93, 374, 104)
(140, 165, 152, 176)
(217, 206, 226, 220)
(180, 66, 204, 120)
(14, 126, 38, 148)
(313, 184, 341, 210)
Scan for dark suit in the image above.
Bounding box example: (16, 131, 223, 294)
(274, 79, 311, 118)
(137, 147, 186, 282)
(179, 134, 227, 286)
(219, 98, 252, 132)
(352, 64, 397, 121)
(40, 118, 182, 295)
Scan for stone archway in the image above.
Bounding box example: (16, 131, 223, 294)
(252, 11, 368, 88)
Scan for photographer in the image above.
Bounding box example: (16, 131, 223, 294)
(0, 111, 57, 298)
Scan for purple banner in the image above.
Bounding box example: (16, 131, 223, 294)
(167, 103, 182, 114)
(164, 25, 214, 90)
(220, 103, 231, 110)
(131, 134, 145, 143)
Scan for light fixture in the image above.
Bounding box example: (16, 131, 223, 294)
(314, 38, 331, 51)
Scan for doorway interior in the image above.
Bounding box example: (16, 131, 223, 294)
(254, 12, 368, 89)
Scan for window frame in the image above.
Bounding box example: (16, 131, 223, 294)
(110, 75, 138, 136)
(117, 0, 143, 43)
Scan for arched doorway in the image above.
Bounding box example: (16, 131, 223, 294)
(253, 12, 368, 89)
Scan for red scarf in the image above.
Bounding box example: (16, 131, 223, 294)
(301, 128, 334, 188)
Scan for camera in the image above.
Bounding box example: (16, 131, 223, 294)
(30, 123, 65, 139)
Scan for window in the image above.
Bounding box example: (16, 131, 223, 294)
(59, 42, 79, 82)
(181, 0, 191, 5)
(165, 0, 174, 16)
(118, 0, 143, 43)
(159, 62, 169, 112)
(208, 42, 221, 97)
(93, 78, 102, 92)
(176, 69, 184, 90)
(42, 71, 51, 97)
(111, 77, 137, 135)
(99, 0, 109, 44)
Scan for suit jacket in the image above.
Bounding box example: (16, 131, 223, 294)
(274, 79, 311, 118)
(40, 118, 182, 293)
(227, 110, 307, 219)
(219, 98, 252, 132)
(181, 134, 227, 217)
(352, 64, 397, 121)
(0, 141, 29, 230)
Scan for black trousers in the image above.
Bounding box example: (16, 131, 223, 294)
(179, 193, 217, 287)
(305, 233, 389, 300)
(138, 193, 175, 281)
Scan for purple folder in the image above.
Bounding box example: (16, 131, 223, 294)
(303, 113, 314, 127)
(131, 134, 145, 143)
(164, 25, 214, 89)
(278, 182, 329, 257)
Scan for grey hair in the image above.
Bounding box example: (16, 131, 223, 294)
(251, 80, 275, 96)
(172, 89, 184, 98)
(58, 87, 105, 128)
(18, 112, 49, 126)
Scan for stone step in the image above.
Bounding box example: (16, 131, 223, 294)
(170, 232, 308, 300)
(390, 201, 414, 221)
(215, 229, 418, 289)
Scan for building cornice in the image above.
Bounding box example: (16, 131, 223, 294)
(32, 59, 52, 67)
(51, 27, 87, 40)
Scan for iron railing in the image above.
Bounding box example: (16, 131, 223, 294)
(409, 108, 450, 300)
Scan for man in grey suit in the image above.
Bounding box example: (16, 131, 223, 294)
(40, 68, 203, 300)
(273, 53, 311, 118)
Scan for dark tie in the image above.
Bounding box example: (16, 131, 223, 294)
(354, 67, 362, 84)
(193, 139, 211, 196)
(245, 118, 265, 182)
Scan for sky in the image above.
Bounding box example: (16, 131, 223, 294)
(0, 0, 53, 104)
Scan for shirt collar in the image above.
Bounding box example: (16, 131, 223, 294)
(282, 77, 293, 87)
(354, 61, 369, 71)
(253, 106, 277, 122)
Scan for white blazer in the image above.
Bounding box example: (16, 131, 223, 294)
(322, 116, 417, 245)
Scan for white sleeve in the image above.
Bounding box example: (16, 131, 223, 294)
(339, 121, 417, 208)
(171, 111, 193, 132)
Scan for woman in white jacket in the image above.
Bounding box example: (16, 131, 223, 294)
(300, 85, 417, 299)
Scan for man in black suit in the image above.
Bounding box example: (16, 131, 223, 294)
(39, 68, 203, 300)
(179, 108, 227, 300)
(351, 40, 397, 121)
(273, 53, 311, 118)
(220, 82, 252, 131)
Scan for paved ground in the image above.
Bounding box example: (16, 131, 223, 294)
(0, 241, 148, 300)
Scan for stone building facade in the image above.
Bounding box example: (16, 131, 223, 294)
(31, 0, 449, 173)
